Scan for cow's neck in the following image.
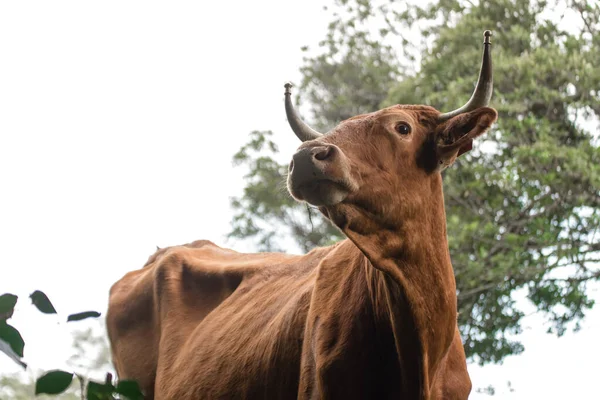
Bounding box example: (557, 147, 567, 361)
(326, 175, 457, 399)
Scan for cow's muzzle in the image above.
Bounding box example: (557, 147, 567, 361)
(287, 144, 355, 206)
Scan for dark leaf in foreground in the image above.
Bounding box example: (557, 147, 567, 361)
(116, 380, 144, 400)
(30, 290, 57, 314)
(0, 334, 27, 368)
(67, 311, 101, 322)
(0, 322, 24, 357)
(87, 380, 115, 400)
(0, 293, 18, 316)
(35, 370, 74, 395)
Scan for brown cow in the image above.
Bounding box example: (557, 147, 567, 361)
(106, 31, 497, 399)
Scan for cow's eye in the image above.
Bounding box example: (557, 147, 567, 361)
(395, 123, 411, 135)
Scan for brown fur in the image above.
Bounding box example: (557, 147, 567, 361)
(107, 105, 497, 399)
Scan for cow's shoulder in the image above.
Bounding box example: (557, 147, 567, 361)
(107, 239, 340, 397)
(105, 240, 250, 395)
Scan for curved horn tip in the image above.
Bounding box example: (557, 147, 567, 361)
(437, 30, 494, 121)
(483, 30, 492, 44)
(283, 81, 323, 141)
(284, 82, 293, 95)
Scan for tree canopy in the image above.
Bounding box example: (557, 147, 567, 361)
(229, 0, 600, 364)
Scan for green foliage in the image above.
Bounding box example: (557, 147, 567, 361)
(67, 311, 102, 323)
(67, 326, 112, 373)
(0, 290, 136, 399)
(229, 0, 600, 364)
(299, 40, 399, 131)
(35, 370, 74, 395)
(1, 324, 114, 399)
(298, 1, 403, 131)
(115, 380, 144, 400)
(86, 381, 114, 400)
(30, 290, 57, 314)
(0, 293, 18, 315)
(0, 322, 25, 357)
(1, 373, 79, 400)
(86, 378, 143, 400)
(384, 0, 600, 364)
(229, 130, 343, 252)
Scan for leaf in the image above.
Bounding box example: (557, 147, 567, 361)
(116, 380, 144, 400)
(0, 293, 18, 316)
(35, 370, 74, 395)
(67, 311, 101, 322)
(87, 380, 116, 400)
(30, 290, 57, 314)
(0, 322, 24, 357)
(0, 334, 27, 368)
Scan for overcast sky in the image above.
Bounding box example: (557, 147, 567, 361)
(0, 1, 598, 398)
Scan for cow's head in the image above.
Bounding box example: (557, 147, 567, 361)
(286, 31, 497, 227)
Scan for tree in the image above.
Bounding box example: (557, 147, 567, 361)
(0, 325, 112, 399)
(0, 373, 80, 400)
(229, 0, 600, 364)
(229, 130, 343, 252)
(0, 290, 140, 399)
(67, 325, 112, 377)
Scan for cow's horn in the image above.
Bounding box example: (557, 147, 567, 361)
(438, 30, 493, 121)
(284, 82, 322, 142)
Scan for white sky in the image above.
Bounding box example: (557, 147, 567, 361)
(0, 1, 598, 399)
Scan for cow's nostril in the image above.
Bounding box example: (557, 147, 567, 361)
(289, 159, 294, 172)
(314, 146, 334, 161)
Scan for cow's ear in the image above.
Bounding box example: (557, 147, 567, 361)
(435, 107, 498, 169)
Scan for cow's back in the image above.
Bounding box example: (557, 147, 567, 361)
(107, 239, 471, 399)
(106, 240, 333, 399)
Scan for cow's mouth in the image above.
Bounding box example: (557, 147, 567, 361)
(287, 144, 357, 207)
(289, 178, 351, 206)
